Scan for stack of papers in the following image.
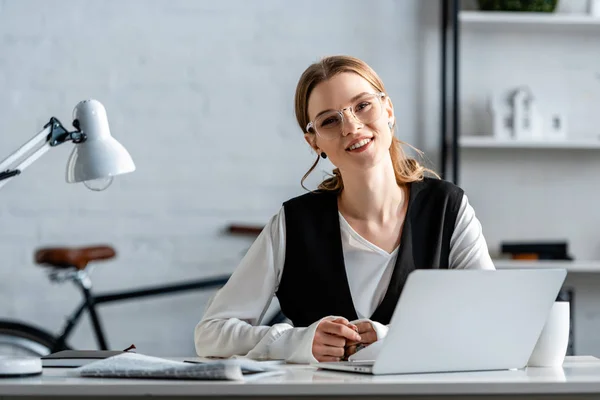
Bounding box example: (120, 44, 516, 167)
(75, 353, 284, 381)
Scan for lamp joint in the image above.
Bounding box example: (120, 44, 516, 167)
(45, 117, 87, 147)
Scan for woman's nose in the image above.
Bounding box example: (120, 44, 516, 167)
(341, 110, 363, 136)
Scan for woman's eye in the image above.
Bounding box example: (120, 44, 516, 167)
(356, 102, 371, 112)
(321, 117, 340, 127)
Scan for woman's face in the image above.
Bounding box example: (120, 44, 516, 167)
(305, 72, 394, 173)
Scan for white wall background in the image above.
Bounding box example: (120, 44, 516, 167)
(0, 0, 441, 356)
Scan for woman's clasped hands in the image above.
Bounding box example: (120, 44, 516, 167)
(312, 317, 379, 362)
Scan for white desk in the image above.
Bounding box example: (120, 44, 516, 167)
(1, 356, 600, 399)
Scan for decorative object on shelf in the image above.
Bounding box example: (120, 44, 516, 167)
(485, 86, 567, 141)
(477, 0, 559, 12)
(546, 113, 568, 140)
(486, 91, 513, 140)
(510, 86, 543, 140)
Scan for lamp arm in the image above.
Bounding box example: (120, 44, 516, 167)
(0, 117, 87, 188)
(0, 125, 50, 173)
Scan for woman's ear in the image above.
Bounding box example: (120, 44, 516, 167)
(304, 132, 319, 153)
(385, 96, 395, 125)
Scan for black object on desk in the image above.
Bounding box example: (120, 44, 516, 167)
(42, 345, 136, 368)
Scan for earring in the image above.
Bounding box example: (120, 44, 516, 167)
(320, 152, 327, 159)
(388, 121, 393, 129)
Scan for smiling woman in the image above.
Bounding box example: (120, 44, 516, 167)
(194, 55, 495, 365)
(296, 57, 435, 192)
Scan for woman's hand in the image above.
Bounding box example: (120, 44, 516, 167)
(312, 318, 361, 362)
(344, 321, 379, 359)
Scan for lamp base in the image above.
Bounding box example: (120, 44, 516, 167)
(0, 356, 42, 377)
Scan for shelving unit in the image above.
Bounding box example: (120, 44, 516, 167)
(459, 136, 600, 149)
(439, 3, 600, 183)
(494, 259, 600, 273)
(460, 10, 600, 29)
(438, 2, 600, 358)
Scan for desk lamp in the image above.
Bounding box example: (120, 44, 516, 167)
(0, 99, 135, 377)
(0, 99, 135, 191)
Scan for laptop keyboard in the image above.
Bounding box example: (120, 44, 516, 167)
(333, 361, 374, 366)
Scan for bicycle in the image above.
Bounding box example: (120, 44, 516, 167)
(0, 244, 287, 357)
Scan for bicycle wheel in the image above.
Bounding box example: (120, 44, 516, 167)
(0, 320, 69, 357)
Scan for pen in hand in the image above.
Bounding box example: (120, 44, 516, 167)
(344, 321, 378, 359)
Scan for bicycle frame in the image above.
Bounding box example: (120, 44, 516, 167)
(51, 275, 231, 352)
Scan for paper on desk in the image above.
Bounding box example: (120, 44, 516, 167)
(75, 353, 284, 381)
(185, 356, 285, 367)
(348, 339, 385, 362)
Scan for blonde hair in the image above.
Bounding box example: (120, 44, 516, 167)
(294, 55, 438, 191)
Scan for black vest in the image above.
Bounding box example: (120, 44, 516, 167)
(275, 177, 464, 327)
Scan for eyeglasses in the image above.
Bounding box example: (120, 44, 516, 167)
(306, 92, 386, 140)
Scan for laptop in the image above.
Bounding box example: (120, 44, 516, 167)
(315, 268, 567, 375)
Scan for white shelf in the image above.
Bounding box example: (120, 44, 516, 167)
(494, 259, 600, 273)
(459, 136, 600, 149)
(460, 11, 600, 29)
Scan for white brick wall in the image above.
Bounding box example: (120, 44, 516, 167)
(0, 0, 431, 356)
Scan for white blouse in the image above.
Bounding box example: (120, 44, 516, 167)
(194, 194, 495, 364)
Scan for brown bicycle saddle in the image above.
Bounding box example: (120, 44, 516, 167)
(34, 246, 116, 270)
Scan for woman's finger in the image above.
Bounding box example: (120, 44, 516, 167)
(320, 321, 362, 342)
(359, 330, 378, 344)
(317, 355, 342, 363)
(354, 321, 373, 334)
(330, 317, 350, 326)
(317, 332, 346, 347)
(313, 344, 345, 358)
(345, 344, 358, 357)
(331, 318, 358, 334)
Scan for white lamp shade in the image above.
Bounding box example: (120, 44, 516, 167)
(65, 99, 135, 183)
(66, 137, 135, 183)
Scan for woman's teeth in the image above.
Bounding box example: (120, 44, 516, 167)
(348, 138, 371, 151)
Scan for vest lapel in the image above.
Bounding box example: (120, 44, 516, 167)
(327, 192, 360, 322)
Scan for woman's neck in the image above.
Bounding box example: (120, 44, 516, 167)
(338, 158, 405, 223)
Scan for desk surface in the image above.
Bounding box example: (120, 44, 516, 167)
(1, 356, 600, 398)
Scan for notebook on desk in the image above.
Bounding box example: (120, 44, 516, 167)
(314, 269, 567, 375)
(41, 344, 137, 367)
(41, 350, 128, 368)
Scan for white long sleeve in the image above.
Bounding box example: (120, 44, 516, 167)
(450, 195, 496, 270)
(194, 209, 305, 361)
(194, 192, 494, 363)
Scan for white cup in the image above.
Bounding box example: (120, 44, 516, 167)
(527, 301, 570, 368)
